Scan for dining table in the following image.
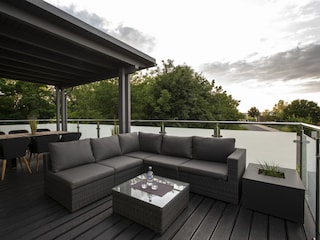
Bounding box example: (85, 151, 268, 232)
(0, 131, 69, 140)
(0, 131, 69, 168)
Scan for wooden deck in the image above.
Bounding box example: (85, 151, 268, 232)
(0, 162, 312, 240)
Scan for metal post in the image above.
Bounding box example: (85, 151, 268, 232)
(212, 123, 222, 138)
(159, 122, 166, 135)
(77, 121, 80, 132)
(118, 68, 131, 133)
(97, 122, 100, 138)
(61, 87, 67, 131)
(316, 131, 320, 240)
(300, 127, 304, 179)
(55, 86, 61, 131)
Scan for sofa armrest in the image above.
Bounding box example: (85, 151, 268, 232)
(227, 148, 246, 182)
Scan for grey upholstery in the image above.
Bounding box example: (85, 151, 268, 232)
(192, 136, 235, 163)
(91, 135, 121, 161)
(47, 163, 114, 189)
(118, 132, 140, 154)
(161, 135, 192, 158)
(44, 132, 246, 211)
(139, 132, 162, 153)
(179, 160, 227, 180)
(125, 151, 157, 159)
(144, 155, 189, 170)
(49, 139, 95, 173)
(98, 155, 143, 173)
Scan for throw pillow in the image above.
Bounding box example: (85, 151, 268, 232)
(91, 135, 121, 161)
(49, 139, 95, 173)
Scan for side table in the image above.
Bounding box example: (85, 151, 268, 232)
(242, 163, 305, 223)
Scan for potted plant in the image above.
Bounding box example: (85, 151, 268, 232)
(111, 120, 119, 135)
(242, 162, 305, 223)
(29, 118, 38, 134)
(258, 161, 285, 178)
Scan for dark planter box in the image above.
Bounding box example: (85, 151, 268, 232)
(242, 163, 305, 223)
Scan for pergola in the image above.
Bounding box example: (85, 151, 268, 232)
(0, 0, 156, 133)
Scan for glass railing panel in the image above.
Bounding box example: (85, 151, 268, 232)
(132, 126, 297, 169)
(305, 134, 317, 220)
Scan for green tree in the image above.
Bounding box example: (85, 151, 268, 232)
(272, 100, 287, 121)
(248, 107, 260, 121)
(0, 79, 55, 119)
(68, 84, 102, 119)
(143, 60, 214, 120)
(283, 99, 320, 124)
(209, 84, 243, 121)
(93, 80, 118, 118)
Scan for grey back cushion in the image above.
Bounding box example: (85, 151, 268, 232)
(161, 135, 192, 158)
(91, 135, 121, 162)
(139, 132, 162, 153)
(192, 136, 235, 163)
(118, 132, 140, 154)
(49, 139, 95, 173)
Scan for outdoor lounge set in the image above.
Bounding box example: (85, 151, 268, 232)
(43, 132, 246, 213)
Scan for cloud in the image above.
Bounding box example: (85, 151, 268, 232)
(200, 43, 320, 93)
(61, 5, 155, 53)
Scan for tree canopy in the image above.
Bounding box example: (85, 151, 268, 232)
(4, 60, 319, 126)
(0, 79, 55, 119)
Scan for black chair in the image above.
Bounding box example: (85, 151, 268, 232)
(8, 129, 29, 134)
(36, 128, 51, 132)
(59, 132, 82, 142)
(0, 131, 5, 135)
(0, 137, 32, 181)
(29, 134, 60, 172)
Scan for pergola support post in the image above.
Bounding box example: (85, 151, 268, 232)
(61, 87, 68, 131)
(55, 86, 61, 131)
(55, 87, 68, 131)
(118, 67, 131, 133)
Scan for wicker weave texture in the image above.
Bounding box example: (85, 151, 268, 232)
(45, 175, 114, 212)
(113, 185, 189, 233)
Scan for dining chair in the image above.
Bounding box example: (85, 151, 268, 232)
(8, 129, 29, 134)
(28, 134, 60, 172)
(0, 137, 32, 181)
(59, 132, 82, 142)
(36, 128, 51, 132)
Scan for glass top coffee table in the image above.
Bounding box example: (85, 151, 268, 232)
(112, 174, 189, 234)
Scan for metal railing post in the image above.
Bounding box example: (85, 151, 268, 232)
(300, 127, 304, 179)
(97, 122, 100, 138)
(212, 123, 222, 138)
(159, 122, 166, 135)
(77, 120, 80, 132)
(316, 131, 320, 240)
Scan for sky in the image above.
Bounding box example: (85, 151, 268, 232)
(45, 0, 320, 112)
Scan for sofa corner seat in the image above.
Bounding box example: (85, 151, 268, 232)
(44, 132, 246, 212)
(178, 137, 246, 204)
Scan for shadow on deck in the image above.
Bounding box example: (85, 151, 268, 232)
(0, 162, 312, 240)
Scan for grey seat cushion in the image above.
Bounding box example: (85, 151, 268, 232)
(192, 136, 235, 163)
(49, 139, 95, 173)
(179, 160, 228, 180)
(91, 135, 121, 162)
(144, 154, 189, 170)
(47, 163, 114, 189)
(139, 132, 162, 153)
(125, 151, 158, 159)
(161, 135, 192, 158)
(98, 155, 143, 173)
(118, 132, 140, 154)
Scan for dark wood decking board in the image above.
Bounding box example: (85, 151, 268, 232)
(0, 163, 309, 240)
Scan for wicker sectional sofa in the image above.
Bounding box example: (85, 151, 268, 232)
(43, 132, 246, 212)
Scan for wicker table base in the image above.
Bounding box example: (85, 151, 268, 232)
(112, 175, 189, 234)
